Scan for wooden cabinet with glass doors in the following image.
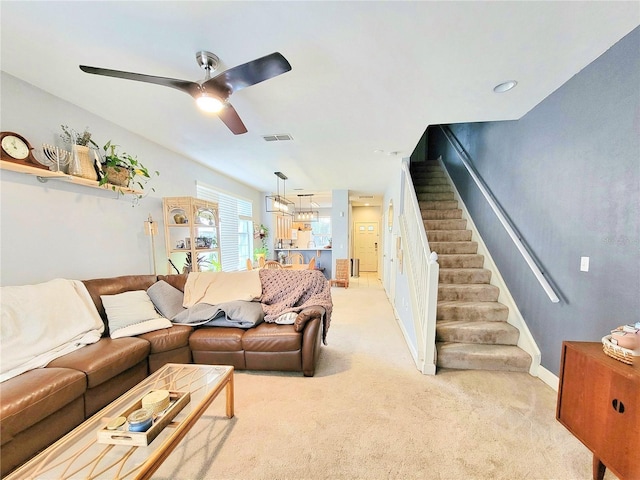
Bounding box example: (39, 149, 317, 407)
(163, 196, 221, 273)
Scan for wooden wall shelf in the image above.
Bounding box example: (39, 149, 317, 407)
(0, 160, 143, 196)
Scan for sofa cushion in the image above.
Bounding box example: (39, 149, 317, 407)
(242, 323, 302, 352)
(83, 275, 158, 335)
(147, 280, 186, 319)
(0, 367, 86, 444)
(137, 325, 193, 354)
(189, 328, 244, 352)
(101, 290, 172, 338)
(47, 338, 150, 388)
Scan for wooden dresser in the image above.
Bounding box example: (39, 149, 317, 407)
(556, 341, 639, 480)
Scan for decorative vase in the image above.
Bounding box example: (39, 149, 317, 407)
(69, 145, 97, 180)
(105, 165, 131, 187)
(67, 145, 83, 176)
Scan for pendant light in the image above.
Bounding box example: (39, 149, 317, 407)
(265, 171, 294, 216)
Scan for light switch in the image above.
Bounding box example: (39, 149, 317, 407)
(580, 256, 590, 272)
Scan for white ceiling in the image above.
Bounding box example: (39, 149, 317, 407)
(1, 2, 638, 208)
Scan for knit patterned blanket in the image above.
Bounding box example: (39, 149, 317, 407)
(259, 269, 333, 344)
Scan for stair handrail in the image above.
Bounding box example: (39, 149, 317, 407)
(439, 125, 560, 303)
(399, 158, 439, 374)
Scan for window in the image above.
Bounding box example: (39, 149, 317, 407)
(197, 183, 254, 271)
(312, 216, 332, 248)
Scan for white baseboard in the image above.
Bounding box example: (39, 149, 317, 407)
(536, 365, 559, 391)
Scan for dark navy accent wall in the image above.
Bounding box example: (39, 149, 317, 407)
(430, 27, 639, 376)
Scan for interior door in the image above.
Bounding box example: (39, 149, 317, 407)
(354, 222, 379, 272)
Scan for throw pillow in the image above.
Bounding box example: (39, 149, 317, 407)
(147, 280, 186, 320)
(274, 311, 298, 325)
(101, 290, 172, 339)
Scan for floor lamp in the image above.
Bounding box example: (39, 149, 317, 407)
(144, 214, 158, 275)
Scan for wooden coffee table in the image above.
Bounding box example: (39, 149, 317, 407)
(6, 363, 234, 480)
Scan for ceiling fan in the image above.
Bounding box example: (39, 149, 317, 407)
(79, 51, 292, 135)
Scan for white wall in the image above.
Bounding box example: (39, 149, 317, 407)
(382, 158, 418, 353)
(0, 73, 263, 286)
(330, 189, 349, 274)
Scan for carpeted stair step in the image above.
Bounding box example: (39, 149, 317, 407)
(420, 176, 450, 185)
(412, 175, 447, 185)
(411, 160, 440, 167)
(427, 230, 472, 242)
(438, 284, 500, 302)
(424, 219, 467, 230)
(417, 191, 455, 201)
(414, 184, 452, 194)
(412, 170, 446, 180)
(436, 321, 520, 345)
(418, 200, 459, 210)
(437, 301, 509, 322)
(430, 241, 478, 254)
(437, 254, 484, 268)
(411, 165, 443, 174)
(436, 343, 532, 372)
(439, 268, 491, 284)
(421, 209, 462, 220)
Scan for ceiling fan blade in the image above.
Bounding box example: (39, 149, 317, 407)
(203, 52, 291, 94)
(218, 104, 248, 135)
(79, 65, 202, 98)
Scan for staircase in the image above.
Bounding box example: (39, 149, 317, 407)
(411, 160, 531, 372)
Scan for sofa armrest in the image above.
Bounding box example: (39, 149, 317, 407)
(296, 307, 326, 377)
(294, 306, 326, 332)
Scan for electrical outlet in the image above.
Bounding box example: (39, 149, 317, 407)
(580, 256, 590, 272)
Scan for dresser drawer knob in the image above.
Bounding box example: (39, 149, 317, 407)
(612, 399, 625, 413)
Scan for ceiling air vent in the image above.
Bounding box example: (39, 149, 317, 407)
(262, 134, 293, 142)
(358, 195, 374, 199)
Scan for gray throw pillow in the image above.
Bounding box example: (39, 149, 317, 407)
(147, 280, 186, 320)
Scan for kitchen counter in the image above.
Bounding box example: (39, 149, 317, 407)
(273, 248, 332, 279)
(274, 248, 331, 251)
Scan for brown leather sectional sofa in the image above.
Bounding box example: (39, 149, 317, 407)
(0, 274, 326, 475)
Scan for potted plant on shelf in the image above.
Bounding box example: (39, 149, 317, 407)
(60, 125, 99, 179)
(183, 252, 221, 273)
(100, 140, 159, 198)
(253, 224, 270, 262)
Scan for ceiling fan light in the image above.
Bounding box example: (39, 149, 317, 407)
(196, 94, 224, 113)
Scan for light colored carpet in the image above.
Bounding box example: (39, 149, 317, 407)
(155, 273, 615, 480)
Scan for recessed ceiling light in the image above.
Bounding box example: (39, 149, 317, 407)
(493, 80, 518, 93)
(373, 149, 385, 154)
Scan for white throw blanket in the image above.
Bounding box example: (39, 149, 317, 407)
(182, 271, 262, 308)
(0, 279, 104, 383)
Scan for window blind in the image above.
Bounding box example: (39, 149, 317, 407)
(197, 183, 253, 271)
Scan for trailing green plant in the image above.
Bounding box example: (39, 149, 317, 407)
(99, 140, 159, 198)
(60, 125, 98, 148)
(253, 245, 269, 260)
(253, 223, 270, 259)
